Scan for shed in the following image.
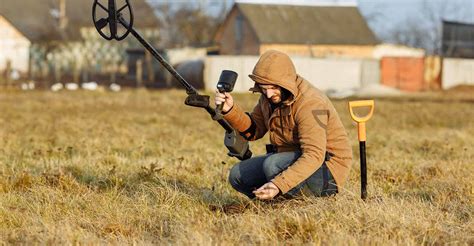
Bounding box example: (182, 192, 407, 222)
(214, 3, 379, 58)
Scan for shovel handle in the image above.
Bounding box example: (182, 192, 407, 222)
(348, 100, 374, 200)
(348, 100, 375, 123)
(349, 100, 374, 142)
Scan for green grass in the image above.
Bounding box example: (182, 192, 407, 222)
(0, 89, 473, 244)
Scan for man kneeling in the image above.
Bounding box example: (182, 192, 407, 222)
(215, 50, 352, 200)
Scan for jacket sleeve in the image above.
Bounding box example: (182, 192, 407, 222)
(223, 97, 267, 141)
(271, 99, 328, 194)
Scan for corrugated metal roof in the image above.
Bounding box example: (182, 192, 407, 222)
(0, 0, 160, 42)
(236, 3, 378, 45)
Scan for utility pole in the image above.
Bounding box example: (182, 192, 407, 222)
(59, 0, 68, 30)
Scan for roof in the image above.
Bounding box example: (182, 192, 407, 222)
(0, 0, 160, 42)
(225, 3, 378, 45)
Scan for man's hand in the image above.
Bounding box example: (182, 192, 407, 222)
(253, 182, 280, 200)
(215, 90, 234, 113)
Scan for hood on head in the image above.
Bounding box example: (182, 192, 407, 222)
(248, 50, 298, 103)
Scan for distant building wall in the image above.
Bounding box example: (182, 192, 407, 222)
(0, 15, 30, 73)
(204, 56, 258, 92)
(361, 59, 380, 87)
(424, 56, 442, 90)
(167, 47, 207, 65)
(292, 57, 364, 91)
(217, 8, 260, 55)
(260, 44, 375, 58)
(442, 58, 474, 89)
(204, 56, 376, 92)
(372, 44, 425, 59)
(381, 57, 425, 92)
(442, 21, 474, 59)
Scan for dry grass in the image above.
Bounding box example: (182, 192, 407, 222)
(0, 89, 473, 244)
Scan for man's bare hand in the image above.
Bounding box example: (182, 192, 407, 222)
(253, 182, 280, 200)
(214, 90, 234, 113)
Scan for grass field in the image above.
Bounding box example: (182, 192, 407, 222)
(0, 89, 473, 244)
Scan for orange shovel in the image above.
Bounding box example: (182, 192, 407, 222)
(349, 100, 375, 200)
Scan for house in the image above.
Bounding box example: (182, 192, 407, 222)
(0, 15, 30, 73)
(0, 0, 160, 82)
(440, 20, 474, 89)
(0, 0, 159, 43)
(442, 20, 474, 59)
(213, 3, 379, 58)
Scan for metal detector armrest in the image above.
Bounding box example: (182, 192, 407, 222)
(185, 94, 210, 108)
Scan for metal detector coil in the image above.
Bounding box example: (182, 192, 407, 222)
(92, 0, 133, 41)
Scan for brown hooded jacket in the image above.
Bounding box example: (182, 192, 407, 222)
(223, 50, 353, 194)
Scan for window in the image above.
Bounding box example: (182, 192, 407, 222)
(235, 15, 243, 54)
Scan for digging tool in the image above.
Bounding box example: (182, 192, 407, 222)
(92, 0, 252, 160)
(349, 100, 375, 200)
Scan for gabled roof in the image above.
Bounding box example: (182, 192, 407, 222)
(0, 0, 160, 42)
(224, 3, 378, 45)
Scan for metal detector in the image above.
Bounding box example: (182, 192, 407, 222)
(349, 100, 375, 200)
(92, 0, 252, 160)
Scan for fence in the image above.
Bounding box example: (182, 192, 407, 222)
(442, 58, 474, 89)
(203, 56, 380, 92)
(381, 57, 425, 92)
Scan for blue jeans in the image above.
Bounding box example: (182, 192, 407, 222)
(228, 151, 338, 199)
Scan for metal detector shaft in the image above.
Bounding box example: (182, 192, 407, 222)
(204, 107, 233, 133)
(118, 16, 234, 133)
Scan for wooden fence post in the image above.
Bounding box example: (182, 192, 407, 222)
(28, 57, 34, 82)
(41, 61, 50, 88)
(73, 62, 80, 84)
(145, 51, 154, 83)
(54, 60, 61, 85)
(82, 59, 90, 83)
(5, 59, 12, 87)
(136, 59, 143, 88)
(110, 62, 117, 85)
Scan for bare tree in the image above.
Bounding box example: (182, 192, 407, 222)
(148, 0, 181, 48)
(174, 6, 221, 47)
(381, 0, 472, 54)
(147, 0, 228, 48)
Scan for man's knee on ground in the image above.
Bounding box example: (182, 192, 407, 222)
(262, 155, 283, 180)
(228, 164, 241, 188)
